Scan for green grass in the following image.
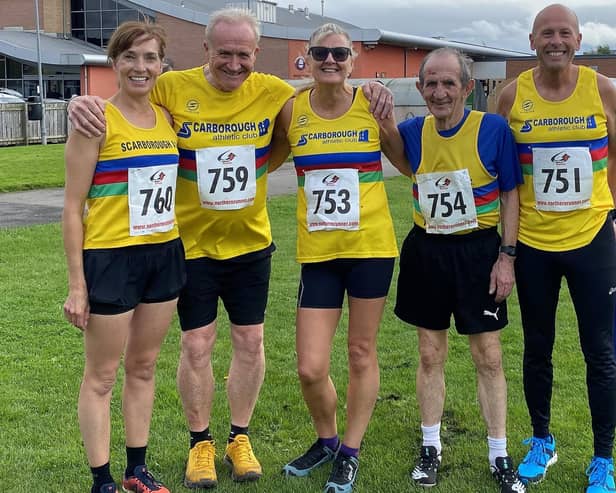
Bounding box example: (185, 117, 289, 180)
(0, 171, 596, 492)
(0, 143, 66, 192)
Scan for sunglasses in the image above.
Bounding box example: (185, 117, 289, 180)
(308, 46, 352, 62)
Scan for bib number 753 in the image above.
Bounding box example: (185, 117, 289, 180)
(312, 188, 351, 214)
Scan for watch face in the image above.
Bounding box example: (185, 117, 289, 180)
(500, 245, 516, 256)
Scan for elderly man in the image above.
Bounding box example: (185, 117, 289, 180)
(68, 7, 391, 489)
(497, 4, 616, 492)
(380, 47, 525, 493)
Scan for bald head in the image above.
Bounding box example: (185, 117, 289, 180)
(532, 3, 579, 36)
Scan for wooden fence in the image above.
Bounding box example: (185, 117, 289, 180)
(0, 102, 68, 146)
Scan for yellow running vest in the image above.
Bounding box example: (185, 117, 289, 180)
(151, 68, 295, 260)
(288, 89, 398, 263)
(84, 102, 179, 249)
(509, 66, 612, 251)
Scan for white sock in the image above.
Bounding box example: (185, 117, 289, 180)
(421, 422, 442, 455)
(488, 436, 508, 467)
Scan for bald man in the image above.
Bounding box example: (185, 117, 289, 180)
(497, 4, 616, 492)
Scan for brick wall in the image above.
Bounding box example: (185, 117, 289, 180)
(507, 55, 616, 78)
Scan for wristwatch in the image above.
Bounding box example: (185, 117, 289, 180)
(499, 245, 517, 257)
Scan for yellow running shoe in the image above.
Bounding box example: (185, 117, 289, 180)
(184, 440, 217, 489)
(224, 434, 262, 482)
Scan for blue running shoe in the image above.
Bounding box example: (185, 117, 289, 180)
(323, 455, 359, 493)
(517, 434, 557, 484)
(283, 441, 337, 477)
(586, 456, 615, 493)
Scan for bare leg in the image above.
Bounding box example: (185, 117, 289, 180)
(296, 307, 341, 438)
(342, 296, 386, 448)
(469, 331, 507, 438)
(416, 328, 448, 427)
(78, 312, 131, 466)
(123, 299, 177, 447)
(227, 323, 265, 427)
(177, 321, 217, 431)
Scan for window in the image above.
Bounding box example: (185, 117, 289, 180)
(71, 0, 153, 48)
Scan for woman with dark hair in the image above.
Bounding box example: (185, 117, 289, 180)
(63, 21, 183, 493)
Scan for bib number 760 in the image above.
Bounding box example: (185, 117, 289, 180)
(426, 191, 468, 218)
(139, 186, 173, 216)
(312, 188, 351, 214)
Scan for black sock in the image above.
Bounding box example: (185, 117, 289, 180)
(125, 445, 147, 477)
(228, 424, 249, 443)
(190, 427, 213, 448)
(91, 462, 114, 489)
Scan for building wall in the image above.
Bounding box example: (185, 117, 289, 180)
(1, 0, 69, 33)
(81, 65, 116, 98)
(43, 0, 71, 35)
(2, 0, 36, 30)
(256, 36, 289, 77)
(155, 12, 207, 71)
(506, 56, 616, 78)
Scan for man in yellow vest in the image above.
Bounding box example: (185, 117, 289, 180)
(497, 4, 616, 492)
(380, 47, 525, 493)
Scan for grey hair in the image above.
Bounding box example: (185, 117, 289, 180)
(308, 23, 354, 53)
(296, 23, 356, 95)
(205, 7, 260, 45)
(418, 47, 472, 87)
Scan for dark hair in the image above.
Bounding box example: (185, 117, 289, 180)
(107, 21, 167, 61)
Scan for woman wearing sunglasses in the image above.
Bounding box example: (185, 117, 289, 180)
(272, 23, 402, 493)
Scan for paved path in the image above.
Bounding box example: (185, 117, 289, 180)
(0, 158, 401, 228)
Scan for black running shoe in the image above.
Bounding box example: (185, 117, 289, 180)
(410, 445, 441, 487)
(91, 483, 117, 493)
(492, 456, 526, 493)
(282, 440, 337, 477)
(323, 454, 359, 493)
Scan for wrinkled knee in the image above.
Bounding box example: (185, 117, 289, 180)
(181, 329, 216, 366)
(82, 367, 118, 398)
(348, 340, 376, 375)
(124, 354, 157, 383)
(297, 361, 328, 386)
(232, 327, 264, 360)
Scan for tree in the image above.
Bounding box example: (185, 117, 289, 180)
(584, 44, 612, 55)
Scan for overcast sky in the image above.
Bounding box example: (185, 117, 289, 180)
(297, 0, 616, 54)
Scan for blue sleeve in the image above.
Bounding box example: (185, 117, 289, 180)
(397, 116, 424, 174)
(477, 113, 522, 192)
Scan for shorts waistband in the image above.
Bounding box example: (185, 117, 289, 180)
(412, 225, 498, 241)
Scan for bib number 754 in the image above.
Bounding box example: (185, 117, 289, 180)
(426, 191, 467, 218)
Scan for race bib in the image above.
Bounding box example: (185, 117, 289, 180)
(532, 147, 593, 211)
(195, 145, 256, 210)
(128, 164, 177, 236)
(416, 168, 478, 234)
(304, 169, 360, 231)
